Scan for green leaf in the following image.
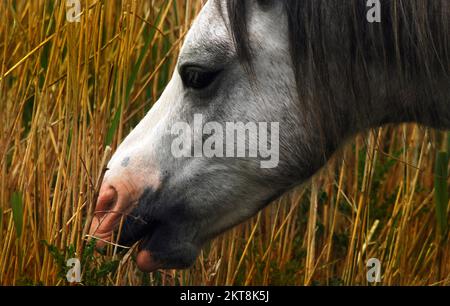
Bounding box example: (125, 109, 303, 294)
(434, 151, 449, 238)
(105, 68, 120, 147)
(0, 207, 3, 234)
(126, 0, 171, 103)
(105, 103, 122, 146)
(11, 192, 23, 239)
(42, 240, 68, 280)
(446, 132, 450, 153)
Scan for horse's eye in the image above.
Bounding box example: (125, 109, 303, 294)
(180, 65, 221, 90)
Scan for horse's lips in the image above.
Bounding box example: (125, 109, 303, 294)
(91, 184, 164, 272)
(136, 250, 163, 272)
(92, 219, 162, 272)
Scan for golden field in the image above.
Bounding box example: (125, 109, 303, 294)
(0, 0, 449, 285)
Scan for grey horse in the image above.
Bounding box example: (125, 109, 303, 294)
(89, 0, 449, 272)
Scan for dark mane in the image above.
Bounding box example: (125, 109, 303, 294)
(227, 0, 450, 159)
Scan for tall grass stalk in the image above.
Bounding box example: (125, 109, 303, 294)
(0, 0, 449, 285)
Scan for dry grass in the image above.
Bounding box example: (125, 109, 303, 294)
(1, 0, 449, 286)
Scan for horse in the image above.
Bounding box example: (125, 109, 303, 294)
(89, 0, 450, 272)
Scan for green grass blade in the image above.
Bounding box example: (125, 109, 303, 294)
(105, 103, 121, 147)
(434, 151, 449, 237)
(11, 192, 23, 239)
(105, 70, 120, 147)
(446, 131, 450, 153)
(0, 207, 3, 237)
(126, 0, 171, 102)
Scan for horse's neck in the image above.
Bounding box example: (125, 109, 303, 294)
(343, 0, 450, 132)
(370, 77, 450, 130)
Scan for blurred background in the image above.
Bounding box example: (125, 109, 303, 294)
(0, 0, 449, 285)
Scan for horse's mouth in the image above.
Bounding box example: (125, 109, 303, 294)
(134, 234, 165, 272)
(88, 224, 165, 272)
(89, 204, 162, 272)
(135, 250, 164, 272)
(120, 221, 166, 272)
(89, 212, 198, 272)
(89, 183, 200, 272)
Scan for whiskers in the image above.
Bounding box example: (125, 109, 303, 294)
(87, 207, 149, 249)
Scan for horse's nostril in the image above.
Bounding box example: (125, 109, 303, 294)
(95, 186, 118, 218)
(90, 179, 154, 250)
(89, 185, 120, 248)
